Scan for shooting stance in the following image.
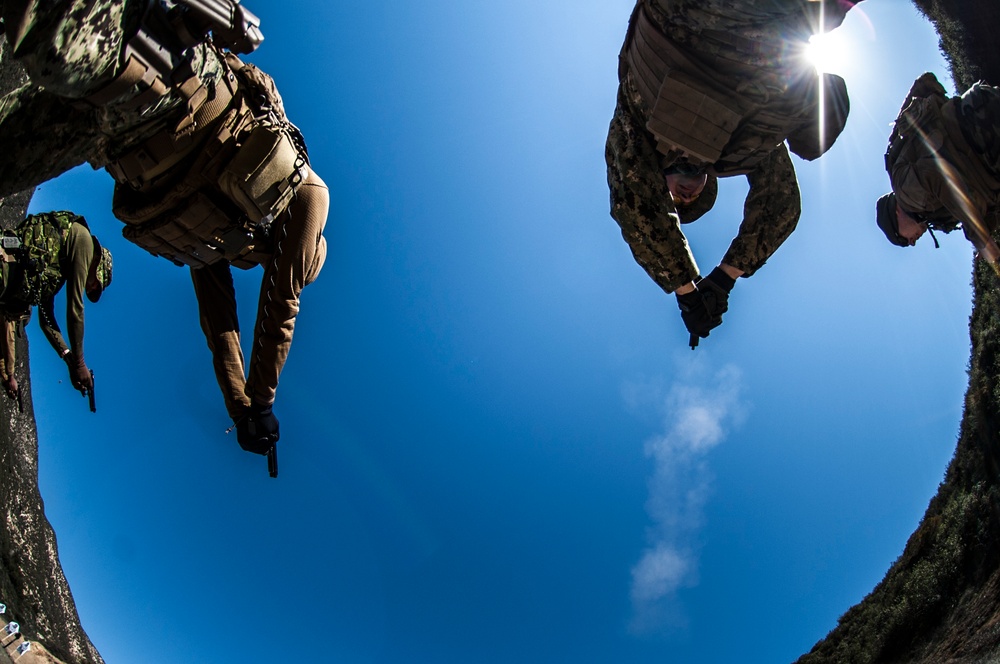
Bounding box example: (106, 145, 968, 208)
(877, 72, 1000, 265)
(0, 211, 112, 410)
(606, 0, 858, 347)
(0, 0, 329, 475)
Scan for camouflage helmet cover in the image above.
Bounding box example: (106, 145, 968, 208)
(87, 236, 113, 303)
(660, 158, 719, 224)
(676, 174, 719, 224)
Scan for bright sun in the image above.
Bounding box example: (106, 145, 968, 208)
(804, 31, 850, 74)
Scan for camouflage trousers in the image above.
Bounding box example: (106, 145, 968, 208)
(191, 166, 329, 418)
(0, 84, 179, 198)
(0, 0, 123, 194)
(0, 0, 196, 198)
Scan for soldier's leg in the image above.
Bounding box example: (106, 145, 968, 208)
(190, 260, 251, 419)
(0, 0, 131, 196)
(245, 166, 329, 407)
(3, 0, 127, 96)
(605, 86, 699, 294)
(0, 83, 104, 197)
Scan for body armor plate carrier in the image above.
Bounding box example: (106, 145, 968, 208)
(100, 2, 308, 270)
(0, 211, 81, 317)
(623, 3, 846, 166)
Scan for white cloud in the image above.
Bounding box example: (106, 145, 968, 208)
(627, 361, 746, 634)
(630, 543, 691, 603)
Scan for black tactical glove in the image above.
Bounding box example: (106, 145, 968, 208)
(696, 267, 736, 321)
(676, 288, 720, 340)
(235, 402, 280, 455)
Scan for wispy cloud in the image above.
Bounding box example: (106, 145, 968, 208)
(627, 361, 746, 634)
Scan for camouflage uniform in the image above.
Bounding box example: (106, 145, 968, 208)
(0, 0, 227, 195)
(0, 215, 104, 395)
(606, 0, 854, 293)
(0, 0, 328, 425)
(886, 72, 1000, 249)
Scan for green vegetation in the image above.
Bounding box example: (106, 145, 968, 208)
(797, 2, 1000, 661)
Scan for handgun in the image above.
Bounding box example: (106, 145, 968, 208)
(87, 370, 95, 413)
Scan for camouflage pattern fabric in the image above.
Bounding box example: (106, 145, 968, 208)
(0, 0, 327, 418)
(644, 0, 852, 67)
(606, 83, 697, 289)
(606, 0, 831, 293)
(957, 83, 1000, 175)
(606, 79, 800, 291)
(8, 210, 78, 307)
(0, 0, 226, 197)
(886, 74, 1000, 245)
(2, 0, 129, 96)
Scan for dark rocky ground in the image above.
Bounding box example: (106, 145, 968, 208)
(797, 1, 1000, 662)
(3, 3, 1000, 664)
(0, 39, 103, 664)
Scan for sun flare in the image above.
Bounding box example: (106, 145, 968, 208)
(804, 31, 850, 74)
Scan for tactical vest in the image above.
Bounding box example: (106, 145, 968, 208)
(623, 3, 843, 167)
(885, 76, 1000, 233)
(0, 211, 79, 315)
(97, 3, 307, 271)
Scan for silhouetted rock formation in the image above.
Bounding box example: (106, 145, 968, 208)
(798, 2, 1000, 662)
(0, 40, 103, 664)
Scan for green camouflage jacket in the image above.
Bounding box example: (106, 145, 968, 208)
(606, 0, 854, 293)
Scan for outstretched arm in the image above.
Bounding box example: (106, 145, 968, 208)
(37, 295, 69, 358)
(721, 144, 802, 275)
(606, 86, 700, 294)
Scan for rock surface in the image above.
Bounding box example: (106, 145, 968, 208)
(797, 2, 1000, 662)
(0, 39, 103, 664)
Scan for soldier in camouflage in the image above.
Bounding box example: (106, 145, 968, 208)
(607, 0, 859, 345)
(0, 0, 232, 194)
(0, 211, 112, 403)
(877, 72, 1000, 265)
(0, 0, 328, 469)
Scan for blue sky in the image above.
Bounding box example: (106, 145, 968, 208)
(18, 1, 970, 662)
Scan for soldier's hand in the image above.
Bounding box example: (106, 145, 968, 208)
(2, 375, 18, 401)
(64, 354, 93, 394)
(696, 266, 736, 320)
(676, 288, 720, 340)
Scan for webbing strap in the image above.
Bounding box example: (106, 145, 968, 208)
(699, 29, 784, 64)
(85, 54, 170, 107)
(625, 5, 682, 111)
(106, 67, 238, 188)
